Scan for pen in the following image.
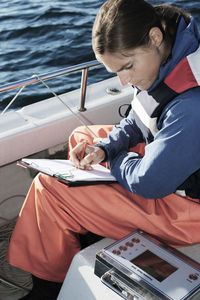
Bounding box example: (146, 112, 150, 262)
(80, 141, 87, 161)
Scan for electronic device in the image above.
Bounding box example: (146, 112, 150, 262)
(94, 231, 200, 300)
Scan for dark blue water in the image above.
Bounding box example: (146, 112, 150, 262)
(0, 0, 200, 111)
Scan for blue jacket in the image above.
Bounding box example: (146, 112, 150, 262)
(96, 17, 200, 199)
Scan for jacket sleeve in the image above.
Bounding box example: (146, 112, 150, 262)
(108, 89, 200, 198)
(95, 109, 144, 159)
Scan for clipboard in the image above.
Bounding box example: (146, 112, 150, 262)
(17, 158, 117, 187)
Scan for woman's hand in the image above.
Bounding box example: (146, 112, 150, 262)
(69, 141, 106, 170)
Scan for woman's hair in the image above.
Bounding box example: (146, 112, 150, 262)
(92, 0, 191, 55)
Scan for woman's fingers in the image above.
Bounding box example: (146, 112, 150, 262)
(69, 142, 86, 167)
(70, 142, 106, 170)
(80, 147, 105, 168)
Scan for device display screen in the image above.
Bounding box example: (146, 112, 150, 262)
(131, 250, 177, 282)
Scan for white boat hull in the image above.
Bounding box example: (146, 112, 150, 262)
(0, 76, 133, 221)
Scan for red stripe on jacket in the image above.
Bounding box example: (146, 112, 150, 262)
(164, 57, 198, 93)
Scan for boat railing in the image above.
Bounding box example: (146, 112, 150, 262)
(0, 60, 102, 115)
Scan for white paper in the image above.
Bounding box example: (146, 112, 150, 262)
(21, 158, 116, 182)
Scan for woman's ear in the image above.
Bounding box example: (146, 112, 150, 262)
(149, 27, 163, 47)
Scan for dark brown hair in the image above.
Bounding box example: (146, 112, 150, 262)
(92, 0, 191, 55)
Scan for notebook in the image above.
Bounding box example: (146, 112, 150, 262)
(18, 158, 116, 186)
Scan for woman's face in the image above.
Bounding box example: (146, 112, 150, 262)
(96, 28, 168, 90)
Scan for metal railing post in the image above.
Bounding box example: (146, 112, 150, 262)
(79, 68, 88, 111)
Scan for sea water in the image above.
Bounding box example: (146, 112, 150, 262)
(0, 0, 199, 111)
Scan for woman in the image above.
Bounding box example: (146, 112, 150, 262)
(7, 0, 200, 299)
